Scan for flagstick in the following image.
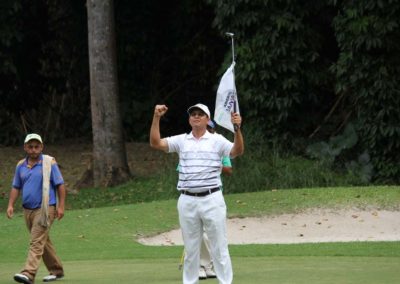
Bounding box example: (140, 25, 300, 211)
(225, 32, 235, 64)
(225, 32, 239, 131)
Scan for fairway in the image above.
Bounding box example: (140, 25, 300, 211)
(1, 256, 400, 283)
(1, 188, 399, 283)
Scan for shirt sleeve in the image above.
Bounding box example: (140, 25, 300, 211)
(222, 156, 232, 167)
(215, 133, 233, 157)
(166, 134, 185, 153)
(50, 163, 64, 187)
(12, 165, 22, 189)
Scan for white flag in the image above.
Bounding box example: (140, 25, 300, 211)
(214, 62, 240, 133)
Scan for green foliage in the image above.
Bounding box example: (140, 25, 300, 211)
(0, 0, 399, 184)
(208, 0, 400, 183)
(306, 123, 373, 184)
(207, 0, 336, 141)
(345, 152, 374, 184)
(0, 0, 23, 145)
(0, 0, 90, 144)
(68, 175, 179, 210)
(306, 123, 358, 166)
(215, 126, 368, 194)
(0, 0, 226, 144)
(114, 0, 226, 141)
(0, 0, 21, 75)
(331, 0, 400, 183)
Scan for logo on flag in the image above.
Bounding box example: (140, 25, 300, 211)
(222, 89, 236, 112)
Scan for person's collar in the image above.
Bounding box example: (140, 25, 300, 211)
(188, 130, 211, 139)
(24, 153, 44, 164)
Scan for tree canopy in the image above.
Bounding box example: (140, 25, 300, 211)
(0, 0, 399, 183)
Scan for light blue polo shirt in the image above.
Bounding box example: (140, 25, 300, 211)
(12, 154, 64, 209)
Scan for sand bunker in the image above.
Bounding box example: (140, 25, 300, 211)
(138, 209, 400, 245)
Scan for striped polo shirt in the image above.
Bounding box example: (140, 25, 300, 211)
(167, 131, 233, 192)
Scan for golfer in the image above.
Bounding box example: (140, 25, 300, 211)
(150, 103, 244, 284)
(7, 133, 66, 284)
(179, 119, 233, 280)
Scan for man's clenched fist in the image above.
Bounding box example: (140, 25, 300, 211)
(154, 105, 168, 117)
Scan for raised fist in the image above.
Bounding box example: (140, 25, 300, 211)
(154, 105, 168, 117)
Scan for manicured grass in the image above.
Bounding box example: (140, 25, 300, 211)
(2, 187, 399, 262)
(225, 186, 400, 217)
(1, 187, 399, 283)
(36, 184, 400, 211)
(1, 256, 399, 284)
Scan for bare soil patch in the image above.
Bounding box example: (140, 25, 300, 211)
(0, 142, 170, 194)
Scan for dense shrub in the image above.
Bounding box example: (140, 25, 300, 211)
(207, 0, 400, 183)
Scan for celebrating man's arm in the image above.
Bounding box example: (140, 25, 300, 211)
(150, 104, 169, 152)
(230, 112, 244, 158)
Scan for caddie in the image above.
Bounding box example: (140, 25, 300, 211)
(6, 133, 66, 284)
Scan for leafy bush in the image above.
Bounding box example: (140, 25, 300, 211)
(221, 126, 363, 193)
(207, 0, 336, 141)
(208, 0, 400, 183)
(306, 123, 373, 185)
(331, 0, 400, 183)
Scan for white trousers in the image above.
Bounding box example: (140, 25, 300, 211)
(200, 232, 212, 268)
(178, 190, 233, 284)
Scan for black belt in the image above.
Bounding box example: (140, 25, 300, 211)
(181, 187, 220, 197)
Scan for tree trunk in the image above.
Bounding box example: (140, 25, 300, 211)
(87, 0, 131, 187)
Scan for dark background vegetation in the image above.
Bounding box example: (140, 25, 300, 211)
(0, 0, 399, 185)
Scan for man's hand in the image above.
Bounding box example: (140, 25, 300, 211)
(6, 188, 19, 219)
(6, 206, 14, 219)
(230, 112, 244, 157)
(231, 112, 242, 129)
(150, 104, 169, 151)
(56, 207, 65, 220)
(154, 105, 168, 117)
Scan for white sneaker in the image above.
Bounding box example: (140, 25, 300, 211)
(13, 273, 32, 284)
(199, 267, 207, 280)
(204, 265, 217, 278)
(43, 274, 64, 282)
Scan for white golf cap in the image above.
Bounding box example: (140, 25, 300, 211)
(187, 103, 211, 118)
(24, 133, 43, 143)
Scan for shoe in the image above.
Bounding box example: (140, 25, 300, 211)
(13, 273, 32, 284)
(204, 265, 217, 278)
(199, 266, 207, 280)
(43, 274, 64, 282)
